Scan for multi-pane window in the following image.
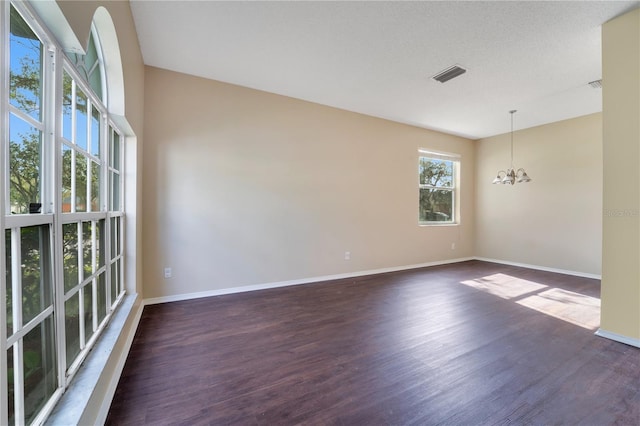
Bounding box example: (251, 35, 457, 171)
(2, 2, 125, 424)
(418, 151, 459, 224)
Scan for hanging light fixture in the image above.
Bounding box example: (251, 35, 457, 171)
(492, 110, 532, 185)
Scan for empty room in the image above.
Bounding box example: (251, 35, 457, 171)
(1, 1, 639, 425)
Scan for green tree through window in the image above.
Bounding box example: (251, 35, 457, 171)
(419, 155, 457, 223)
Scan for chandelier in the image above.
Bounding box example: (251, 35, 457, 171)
(492, 110, 531, 185)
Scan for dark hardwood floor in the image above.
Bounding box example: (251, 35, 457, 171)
(106, 260, 639, 425)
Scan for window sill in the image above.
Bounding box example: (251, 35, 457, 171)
(45, 294, 139, 425)
(419, 222, 459, 227)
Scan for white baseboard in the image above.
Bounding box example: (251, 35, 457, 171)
(95, 297, 144, 424)
(143, 257, 476, 306)
(474, 257, 601, 280)
(595, 328, 640, 348)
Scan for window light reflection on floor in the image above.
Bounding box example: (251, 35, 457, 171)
(460, 273, 548, 299)
(517, 288, 600, 330)
(461, 274, 600, 330)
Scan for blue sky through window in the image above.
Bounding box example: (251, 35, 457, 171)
(10, 7, 43, 122)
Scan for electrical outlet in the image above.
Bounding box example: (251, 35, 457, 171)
(344, 251, 351, 260)
(164, 267, 172, 278)
(451, 243, 456, 250)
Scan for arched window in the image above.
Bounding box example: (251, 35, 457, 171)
(1, 2, 125, 424)
(66, 27, 106, 103)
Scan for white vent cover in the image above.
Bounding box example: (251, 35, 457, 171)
(432, 65, 467, 83)
(588, 79, 602, 89)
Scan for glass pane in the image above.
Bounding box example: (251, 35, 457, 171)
(63, 223, 79, 292)
(110, 217, 118, 258)
(97, 273, 107, 325)
(62, 72, 73, 141)
(97, 220, 105, 267)
(21, 226, 52, 325)
(112, 132, 120, 171)
(75, 88, 88, 150)
(110, 261, 119, 306)
(88, 69, 102, 102)
(419, 188, 453, 222)
(419, 158, 453, 188)
(75, 154, 88, 212)
(6, 230, 13, 337)
(86, 34, 103, 100)
(111, 172, 120, 211)
(83, 285, 93, 342)
(66, 52, 88, 82)
(90, 160, 100, 212)
(23, 315, 57, 425)
(82, 221, 92, 277)
(7, 347, 15, 425)
(90, 105, 100, 157)
(9, 113, 41, 214)
(10, 5, 42, 121)
(61, 145, 72, 213)
(65, 295, 81, 369)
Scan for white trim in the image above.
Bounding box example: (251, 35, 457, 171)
(473, 257, 601, 280)
(94, 298, 143, 425)
(143, 257, 475, 306)
(5, 213, 54, 229)
(595, 328, 640, 348)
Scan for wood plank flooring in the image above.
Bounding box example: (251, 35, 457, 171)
(106, 260, 639, 425)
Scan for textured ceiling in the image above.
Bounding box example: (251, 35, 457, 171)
(130, 0, 639, 139)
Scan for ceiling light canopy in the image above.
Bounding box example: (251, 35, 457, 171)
(492, 110, 532, 186)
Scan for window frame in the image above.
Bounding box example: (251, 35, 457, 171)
(1, 1, 126, 424)
(418, 149, 460, 226)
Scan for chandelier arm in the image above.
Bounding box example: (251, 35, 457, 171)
(510, 110, 516, 169)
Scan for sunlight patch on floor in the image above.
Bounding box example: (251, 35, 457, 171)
(461, 274, 600, 330)
(517, 288, 600, 330)
(460, 273, 548, 299)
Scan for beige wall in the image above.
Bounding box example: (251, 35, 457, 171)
(142, 66, 475, 299)
(600, 8, 640, 342)
(475, 113, 603, 276)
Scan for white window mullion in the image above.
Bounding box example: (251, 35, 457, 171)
(12, 341, 25, 425)
(104, 124, 111, 310)
(87, 102, 93, 211)
(0, 0, 9, 418)
(102, 118, 108, 212)
(70, 81, 77, 213)
(70, 148, 77, 214)
(91, 221, 97, 332)
(11, 228, 22, 335)
(42, 47, 56, 215)
(92, 277, 98, 332)
(53, 47, 68, 389)
(78, 287, 85, 350)
(119, 133, 124, 211)
(7, 105, 45, 131)
(2, 7, 9, 216)
(11, 228, 24, 425)
(86, 157, 91, 212)
(77, 222, 85, 349)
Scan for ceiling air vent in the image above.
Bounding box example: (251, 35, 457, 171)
(432, 65, 467, 83)
(588, 79, 602, 89)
